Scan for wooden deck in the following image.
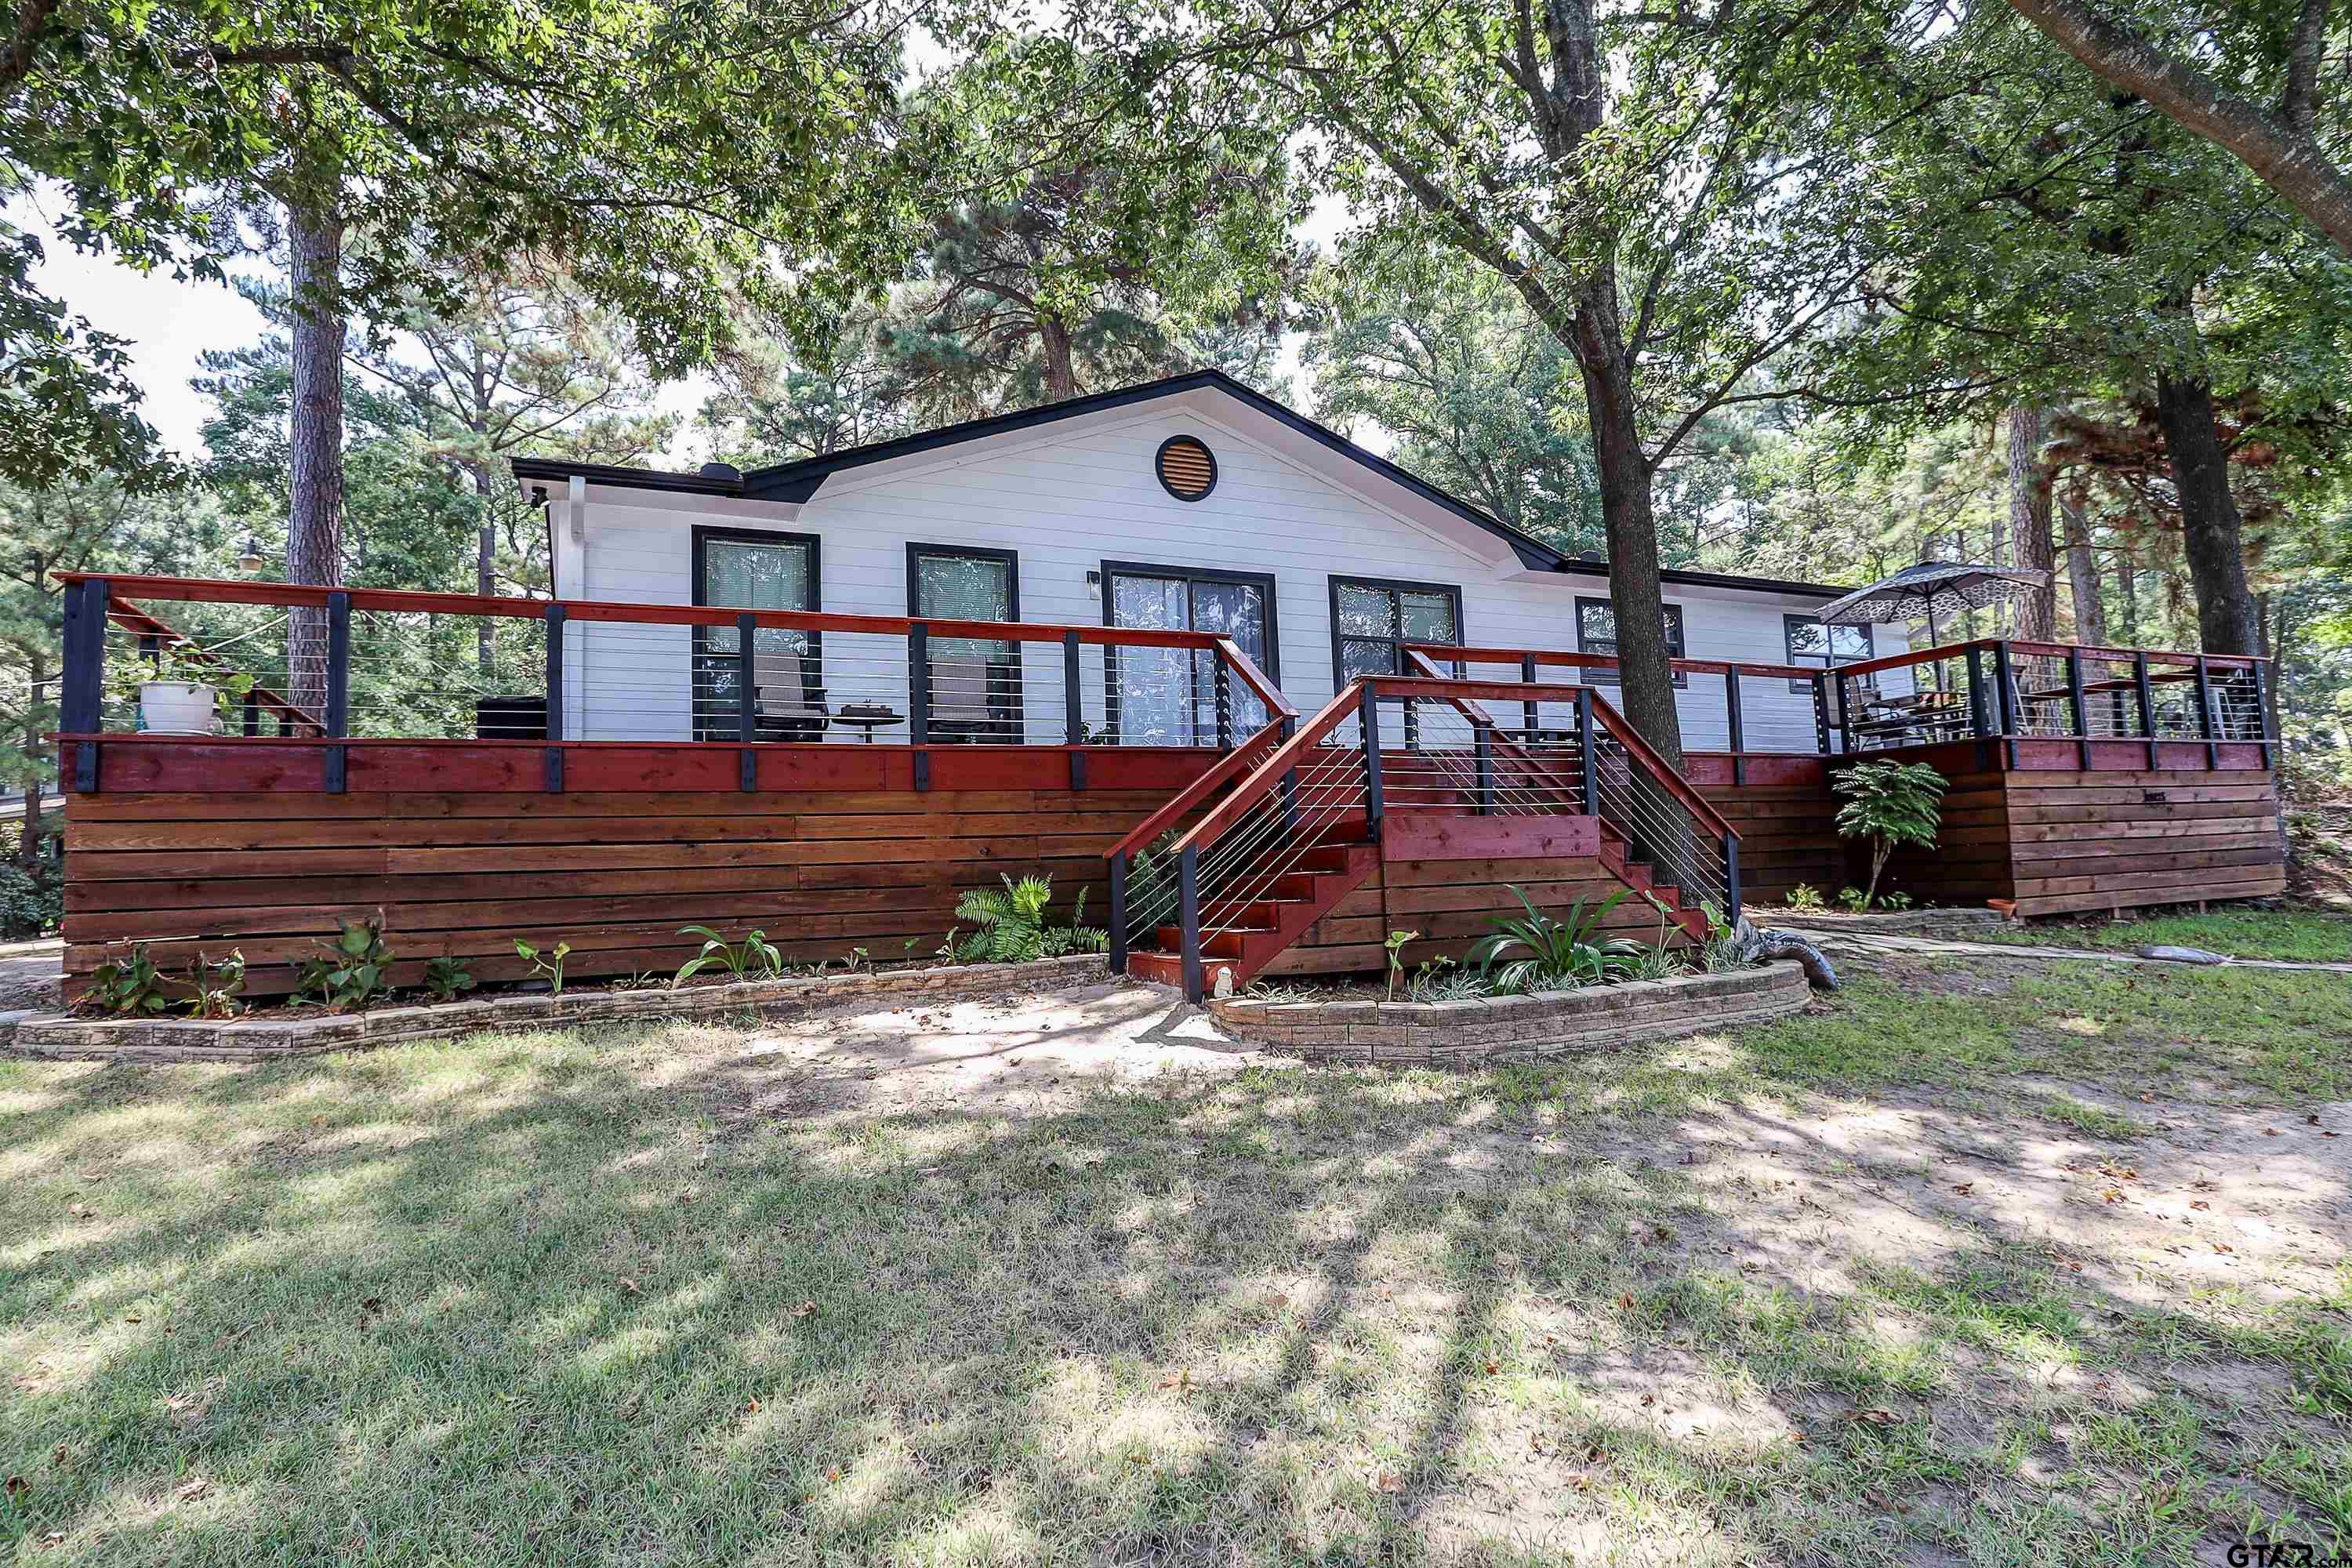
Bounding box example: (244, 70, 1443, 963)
(45, 572, 2285, 998)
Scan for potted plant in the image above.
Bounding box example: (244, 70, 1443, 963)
(112, 647, 249, 735)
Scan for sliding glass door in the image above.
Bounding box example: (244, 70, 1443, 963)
(1105, 563, 1276, 745)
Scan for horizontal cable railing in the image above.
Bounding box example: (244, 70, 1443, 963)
(1829, 638, 2274, 760)
(1400, 641, 1836, 760)
(52, 573, 1296, 766)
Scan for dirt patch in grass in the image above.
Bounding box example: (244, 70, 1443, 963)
(1, 951, 2347, 1564)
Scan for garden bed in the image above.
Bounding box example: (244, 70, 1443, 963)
(1207, 960, 1809, 1066)
(2, 953, 1109, 1062)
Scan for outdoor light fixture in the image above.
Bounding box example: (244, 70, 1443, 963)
(236, 537, 266, 572)
(1086, 569, 1102, 601)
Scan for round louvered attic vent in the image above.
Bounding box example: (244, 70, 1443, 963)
(1155, 435, 1218, 501)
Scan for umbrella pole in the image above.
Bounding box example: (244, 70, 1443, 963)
(1926, 602, 1942, 692)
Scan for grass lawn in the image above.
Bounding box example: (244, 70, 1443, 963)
(3, 952, 2349, 1565)
(1958, 907, 2352, 965)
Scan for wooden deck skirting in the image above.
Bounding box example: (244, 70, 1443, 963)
(62, 748, 1221, 997)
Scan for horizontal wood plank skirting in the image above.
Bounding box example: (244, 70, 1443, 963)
(1264, 852, 1698, 978)
(9, 954, 1112, 1063)
(1378, 813, 1601, 862)
(1210, 960, 1810, 1066)
(1871, 764, 2286, 917)
(62, 782, 1196, 998)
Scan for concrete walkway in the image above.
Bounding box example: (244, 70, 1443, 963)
(1796, 927, 2352, 975)
(0, 936, 62, 1011)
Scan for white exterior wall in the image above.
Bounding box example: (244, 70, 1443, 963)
(552, 403, 1907, 750)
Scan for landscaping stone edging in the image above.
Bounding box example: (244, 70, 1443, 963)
(1, 954, 1111, 1063)
(1207, 960, 1810, 1067)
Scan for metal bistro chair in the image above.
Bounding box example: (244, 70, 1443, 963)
(753, 649, 830, 742)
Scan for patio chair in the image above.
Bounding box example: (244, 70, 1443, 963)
(753, 649, 829, 742)
(927, 655, 1021, 743)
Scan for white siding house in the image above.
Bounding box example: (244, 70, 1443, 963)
(516, 372, 1904, 753)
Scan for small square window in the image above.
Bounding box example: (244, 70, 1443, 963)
(1575, 597, 1686, 687)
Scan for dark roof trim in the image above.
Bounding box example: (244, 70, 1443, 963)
(1549, 557, 1853, 600)
(507, 373, 1853, 600)
(510, 456, 743, 497)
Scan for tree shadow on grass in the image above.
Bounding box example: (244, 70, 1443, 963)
(0, 999, 2346, 1565)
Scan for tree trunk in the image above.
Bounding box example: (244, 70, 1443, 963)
(2151, 372, 2264, 655)
(285, 193, 347, 726)
(1038, 318, 1078, 401)
(2116, 547, 2140, 644)
(1568, 264, 1683, 771)
(466, 459, 496, 678)
(2005, 407, 2056, 642)
(2060, 488, 2105, 643)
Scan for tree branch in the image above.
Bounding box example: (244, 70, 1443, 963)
(2006, 0, 2352, 255)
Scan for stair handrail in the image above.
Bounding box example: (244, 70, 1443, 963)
(1103, 713, 1290, 860)
(1164, 680, 1369, 860)
(1215, 637, 1298, 723)
(1574, 685, 1739, 844)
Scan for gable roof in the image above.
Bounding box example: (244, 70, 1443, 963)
(510, 368, 1849, 600)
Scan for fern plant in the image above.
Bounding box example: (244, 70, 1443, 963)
(956, 874, 1056, 963)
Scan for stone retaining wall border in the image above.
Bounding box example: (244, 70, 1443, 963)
(2, 954, 1111, 1064)
(1207, 960, 1811, 1067)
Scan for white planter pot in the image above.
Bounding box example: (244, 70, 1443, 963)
(139, 681, 216, 734)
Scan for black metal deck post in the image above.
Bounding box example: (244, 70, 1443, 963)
(544, 603, 567, 793)
(1475, 725, 1494, 814)
(1107, 850, 1127, 975)
(1965, 647, 1990, 769)
(1991, 641, 2020, 768)
(1214, 655, 1233, 751)
(1359, 685, 1385, 844)
(1063, 630, 1084, 790)
(909, 622, 930, 791)
(1726, 666, 1745, 784)
(735, 612, 757, 792)
(1809, 672, 1831, 757)
(324, 590, 350, 794)
(2134, 652, 2158, 768)
(1178, 843, 1203, 1004)
(1724, 833, 1741, 924)
(2193, 655, 2218, 770)
(2251, 658, 2276, 762)
(2066, 647, 2090, 770)
(61, 576, 107, 793)
(1520, 652, 1538, 744)
(1278, 713, 1300, 836)
(1575, 688, 1599, 817)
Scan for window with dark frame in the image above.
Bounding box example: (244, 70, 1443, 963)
(907, 543, 1022, 739)
(1574, 597, 1686, 687)
(1783, 615, 1875, 694)
(1102, 561, 1277, 746)
(691, 526, 821, 742)
(1330, 577, 1463, 689)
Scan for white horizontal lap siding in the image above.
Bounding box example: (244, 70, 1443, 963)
(564, 406, 1876, 754)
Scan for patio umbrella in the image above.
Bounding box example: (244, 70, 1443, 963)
(1816, 560, 2050, 644)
